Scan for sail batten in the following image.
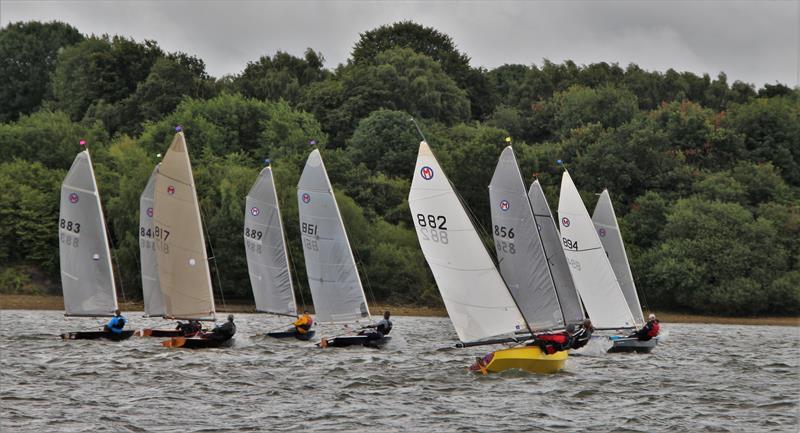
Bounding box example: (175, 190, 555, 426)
(592, 189, 645, 326)
(409, 141, 526, 343)
(59, 150, 118, 316)
(297, 149, 370, 323)
(245, 165, 298, 316)
(557, 171, 635, 329)
(140, 164, 165, 317)
(489, 146, 564, 331)
(153, 132, 216, 321)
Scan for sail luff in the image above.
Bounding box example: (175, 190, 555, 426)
(528, 180, 586, 324)
(297, 149, 370, 323)
(409, 141, 526, 343)
(557, 170, 635, 329)
(489, 146, 565, 331)
(244, 165, 298, 316)
(140, 164, 165, 317)
(59, 150, 118, 316)
(154, 132, 215, 320)
(592, 189, 645, 326)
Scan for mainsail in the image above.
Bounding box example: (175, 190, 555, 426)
(297, 149, 370, 323)
(139, 164, 165, 317)
(59, 150, 118, 317)
(592, 189, 644, 326)
(558, 170, 635, 329)
(528, 180, 586, 325)
(409, 141, 527, 343)
(245, 164, 298, 316)
(153, 132, 216, 320)
(489, 146, 564, 331)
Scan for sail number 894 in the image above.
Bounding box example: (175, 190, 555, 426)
(416, 213, 448, 245)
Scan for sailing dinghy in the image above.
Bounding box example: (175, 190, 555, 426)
(245, 161, 314, 341)
(297, 150, 387, 348)
(59, 144, 133, 341)
(409, 142, 566, 374)
(155, 130, 232, 349)
(592, 189, 657, 353)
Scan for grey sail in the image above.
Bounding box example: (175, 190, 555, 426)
(139, 164, 165, 318)
(59, 150, 118, 317)
(489, 146, 564, 331)
(297, 149, 370, 323)
(592, 189, 645, 326)
(244, 165, 298, 316)
(528, 180, 586, 325)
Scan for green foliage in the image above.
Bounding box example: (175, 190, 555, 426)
(0, 21, 83, 122)
(552, 85, 639, 138)
(235, 49, 329, 105)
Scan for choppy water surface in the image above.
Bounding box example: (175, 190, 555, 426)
(1, 310, 798, 432)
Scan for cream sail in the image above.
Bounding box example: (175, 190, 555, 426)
(139, 163, 166, 317)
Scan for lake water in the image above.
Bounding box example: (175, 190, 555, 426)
(1, 310, 798, 432)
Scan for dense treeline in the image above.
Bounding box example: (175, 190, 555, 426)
(1, 20, 797, 315)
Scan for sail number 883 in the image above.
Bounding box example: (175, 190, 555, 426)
(416, 213, 448, 245)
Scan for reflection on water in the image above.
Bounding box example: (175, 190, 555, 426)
(1, 310, 798, 432)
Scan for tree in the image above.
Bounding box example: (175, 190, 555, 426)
(348, 109, 420, 178)
(236, 49, 329, 105)
(0, 21, 84, 122)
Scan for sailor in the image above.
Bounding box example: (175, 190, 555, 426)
(570, 319, 594, 350)
(630, 313, 660, 341)
(293, 310, 314, 335)
(104, 309, 126, 334)
(176, 319, 202, 336)
(359, 311, 392, 342)
(531, 324, 573, 354)
(206, 314, 236, 341)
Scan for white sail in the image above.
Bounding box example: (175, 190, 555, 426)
(528, 180, 586, 325)
(59, 150, 118, 316)
(557, 170, 635, 329)
(139, 163, 165, 317)
(489, 146, 564, 331)
(297, 149, 370, 323)
(154, 132, 216, 320)
(409, 141, 526, 343)
(245, 165, 297, 316)
(592, 189, 644, 326)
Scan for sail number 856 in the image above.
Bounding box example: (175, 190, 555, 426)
(416, 214, 448, 245)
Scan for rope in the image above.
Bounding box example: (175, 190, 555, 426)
(352, 245, 378, 314)
(199, 206, 226, 315)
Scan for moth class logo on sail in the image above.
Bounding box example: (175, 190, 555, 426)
(420, 166, 434, 180)
(499, 200, 510, 211)
(302, 193, 311, 204)
(561, 217, 570, 227)
(167, 185, 175, 195)
(598, 228, 606, 237)
(146, 207, 153, 217)
(250, 207, 260, 216)
(68, 193, 79, 204)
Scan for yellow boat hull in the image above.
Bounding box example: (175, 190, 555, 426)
(476, 346, 568, 374)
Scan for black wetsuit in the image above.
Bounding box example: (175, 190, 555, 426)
(207, 321, 236, 341)
(570, 327, 592, 349)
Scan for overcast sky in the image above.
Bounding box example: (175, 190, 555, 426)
(2, 0, 798, 88)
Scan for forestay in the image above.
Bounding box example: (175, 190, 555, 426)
(528, 180, 585, 325)
(409, 141, 527, 343)
(297, 149, 370, 323)
(154, 132, 216, 321)
(59, 150, 118, 317)
(592, 189, 644, 326)
(558, 170, 635, 329)
(139, 164, 165, 318)
(244, 165, 297, 316)
(489, 146, 564, 331)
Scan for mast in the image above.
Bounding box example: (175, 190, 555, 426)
(59, 148, 118, 317)
(409, 141, 527, 343)
(154, 131, 216, 321)
(297, 149, 370, 324)
(244, 162, 298, 317)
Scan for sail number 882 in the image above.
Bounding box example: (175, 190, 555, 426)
(416, 214, 448, 245)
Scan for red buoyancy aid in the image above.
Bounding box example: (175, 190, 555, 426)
(536, 332, 569, 345)
(647, 320, 660, 338)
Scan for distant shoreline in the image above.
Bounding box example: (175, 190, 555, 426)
(1, 294, 797, 326)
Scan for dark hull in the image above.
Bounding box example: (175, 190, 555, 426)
(162, 335, 234, 349)
(318, 334, 391, 348)
(267, 329, 316, 341)
(137, 329, 185, 338)
(608, 337, 658, 353)
(61, 330, 134, 341)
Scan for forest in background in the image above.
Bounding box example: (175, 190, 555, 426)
(0, 20, 797, 316)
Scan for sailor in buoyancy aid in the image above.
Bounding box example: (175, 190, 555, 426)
(293, 311, 314, 335)
(570, 319, 594, 350)
(176, 319, 203, 336)
(205, 314, 236, 341)
(630, 313, 660, 341)
(360, 311, 392, 341)
(104, 309, 126, 334)
(531, 324, 574, 354)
